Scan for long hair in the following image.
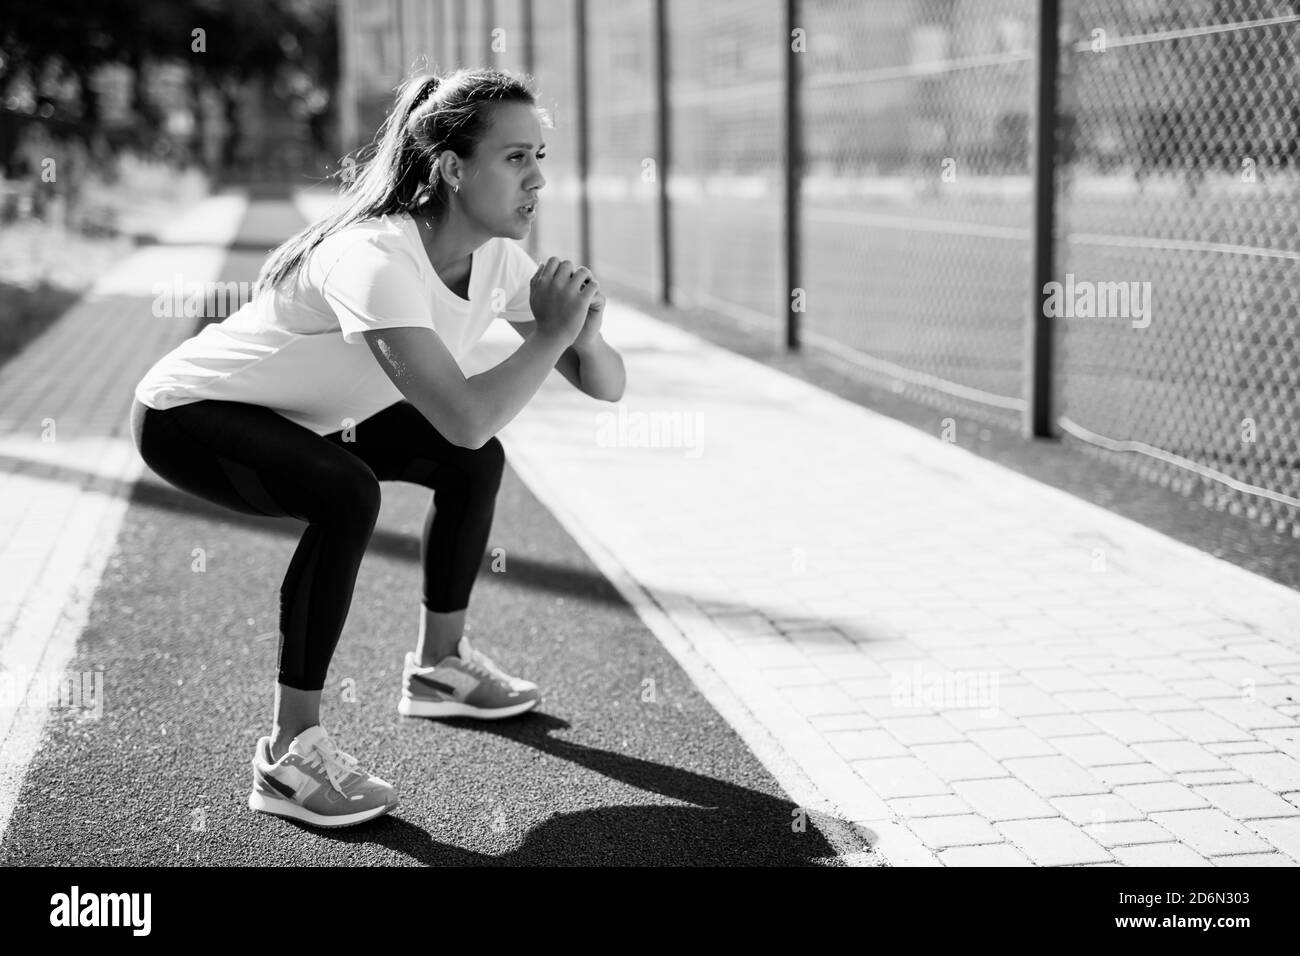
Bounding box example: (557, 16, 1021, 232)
(254, 66, 548, 297)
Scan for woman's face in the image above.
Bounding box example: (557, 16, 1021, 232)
(451, 102, 547, 240)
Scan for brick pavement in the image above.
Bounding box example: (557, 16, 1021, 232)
(464, 299, 1300, 867)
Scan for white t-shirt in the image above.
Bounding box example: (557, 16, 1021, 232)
(133, 212, 538, 435)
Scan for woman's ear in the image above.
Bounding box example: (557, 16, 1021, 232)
(433, 151, 456, 188)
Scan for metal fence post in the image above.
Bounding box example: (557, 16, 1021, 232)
(338, 0, 357, 155)
(1026, 0, 1060, 439)
(522, 0, 538, 261)
(454, 0, 465, 67)
(433, 0, 444, 71)
(783, 0, 802, 351)
(522, 0, 534, 79)
(575, 0, 591, 270)
(655, 0, 672, 305)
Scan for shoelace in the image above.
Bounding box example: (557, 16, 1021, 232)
(463, 641, 503, 675)
(417, 641, 526, 691)
(307, 736, 361, 794)
(460, 641, 524, 687)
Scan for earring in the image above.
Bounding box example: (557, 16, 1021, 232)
(453, 183, 460, 193)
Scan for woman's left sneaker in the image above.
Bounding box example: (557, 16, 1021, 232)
(248, 726, 397, 828)
(398, 637, 541, 719)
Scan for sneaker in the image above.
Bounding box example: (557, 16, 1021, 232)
(398, 636, 541, 719)
(248, 725, 397, 828)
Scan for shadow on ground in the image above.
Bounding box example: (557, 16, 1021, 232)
(236, 712, 851, 866)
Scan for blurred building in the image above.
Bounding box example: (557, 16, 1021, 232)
(338, 0, 456, 153)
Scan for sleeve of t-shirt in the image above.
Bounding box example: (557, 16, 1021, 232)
(320, 234, 436, 345)
(497, 240, 540, 324)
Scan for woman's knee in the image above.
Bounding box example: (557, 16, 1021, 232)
(428, 435, 504, 496)
(282, 454, 382, 530)
(467, 435, 505, 490)
(324, 464, 382, 524)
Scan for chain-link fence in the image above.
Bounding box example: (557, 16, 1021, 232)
(1056, 0, 1300, 535)
(523, 0, 584, 263)
(591, 1, 660, 299)
(342, 0, 1300, 536)
(801, 0, 1035, 432)
(666, 0, 784, 327)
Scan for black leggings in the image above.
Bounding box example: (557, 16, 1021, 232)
(130, 396, 505, 691)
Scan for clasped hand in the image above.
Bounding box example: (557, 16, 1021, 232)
(530, 257, 605, 348)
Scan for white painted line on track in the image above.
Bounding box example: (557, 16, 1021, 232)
(0, 193, 250, 843)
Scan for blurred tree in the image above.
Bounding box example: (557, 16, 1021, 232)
(189, 0, 337, 176)
(1, 0, 336, 177)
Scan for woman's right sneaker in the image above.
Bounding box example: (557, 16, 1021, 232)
(248, 725, 397, 828)
(397, 637, 542, 719)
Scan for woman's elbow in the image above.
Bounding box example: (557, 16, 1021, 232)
(418, 402, 482, 449)
(450, 421, 488, 449)
(455, 410, 496, 450)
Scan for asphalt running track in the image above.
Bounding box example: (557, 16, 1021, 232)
(0, 191, 856, 866)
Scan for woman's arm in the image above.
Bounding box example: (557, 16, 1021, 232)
(507, 321, 624, 402)
(361, 258, 596, 447)
(364, 324, 570, 448)
(569, 336, 626, 402)
(507, 288, 626, 401)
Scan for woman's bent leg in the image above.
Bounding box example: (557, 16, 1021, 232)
(321, 402, 539, 718)
(323, 402, 505, 611)
(131, 398, 382, 693)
